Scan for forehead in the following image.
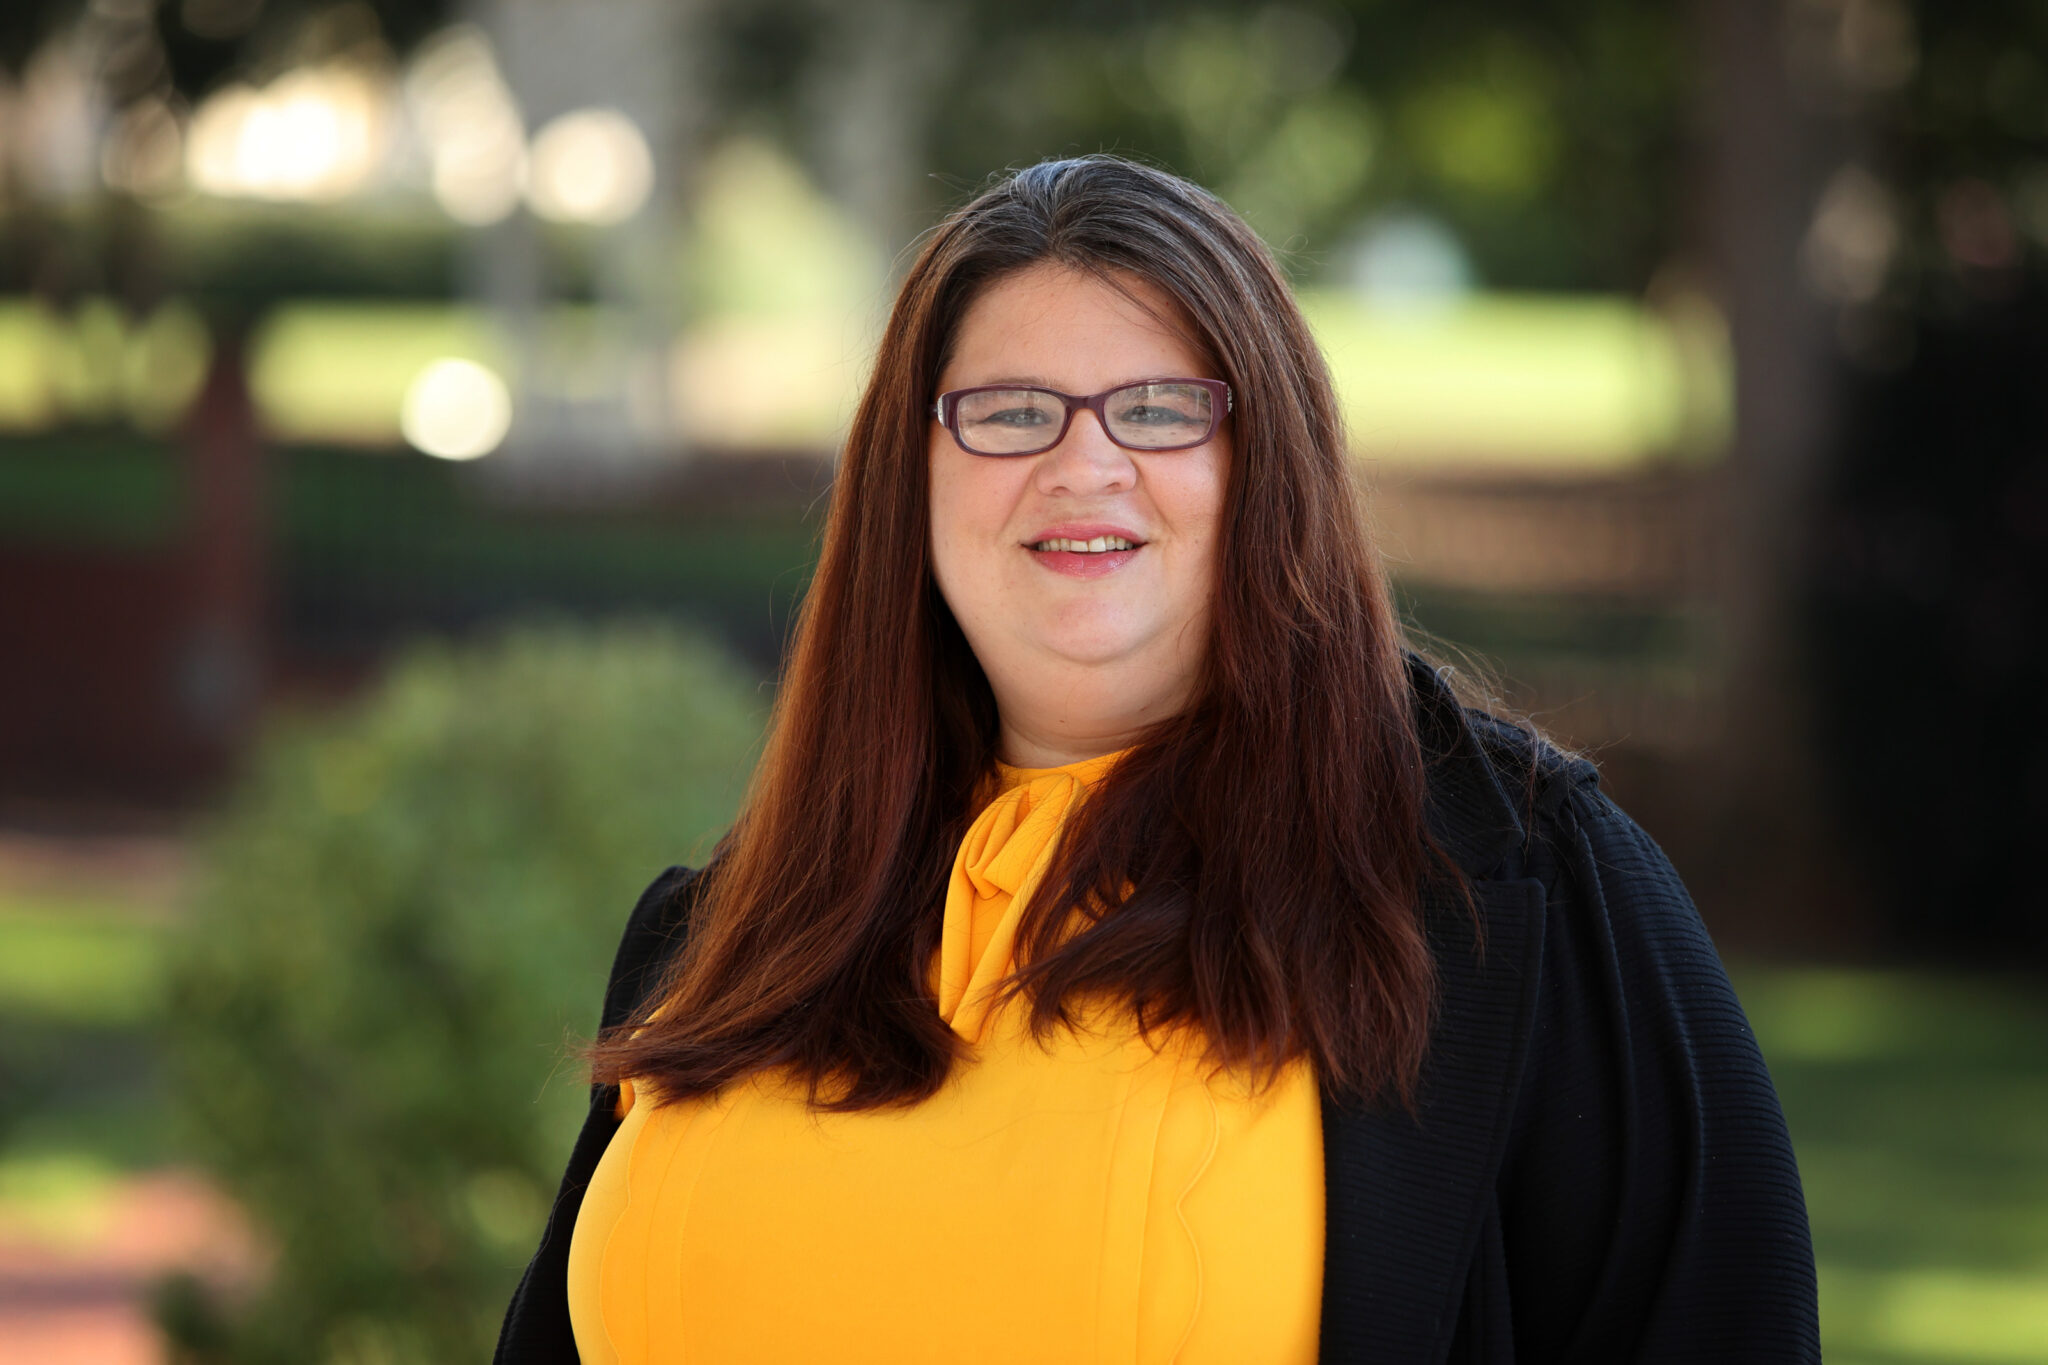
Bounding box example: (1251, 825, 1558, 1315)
(943, 264, 1208, 386)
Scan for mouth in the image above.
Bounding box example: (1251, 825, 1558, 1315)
(1022, 527, 1145, 580)
(1026, 534, 1143, 554)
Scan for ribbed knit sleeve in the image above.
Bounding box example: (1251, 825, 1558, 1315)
(1493, 786, 1820, 1362)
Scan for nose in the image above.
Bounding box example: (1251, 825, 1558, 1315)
(1034, 407, 1136, 496)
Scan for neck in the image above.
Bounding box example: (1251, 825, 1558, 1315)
(997, 724, 1140, 770)
(988, 666, 1194, 769)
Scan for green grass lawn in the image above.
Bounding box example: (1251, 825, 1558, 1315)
(1, 896, 2042, 1360)
(0, 891, 176, 1242)
(1735, 966, 2048, 1364)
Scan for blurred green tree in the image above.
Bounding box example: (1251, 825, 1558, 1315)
(911, 0, 1687, 292)
(716, 0, 1689, 292)
(1, 0, 1688, 293)
(158, 620, 762, 1364)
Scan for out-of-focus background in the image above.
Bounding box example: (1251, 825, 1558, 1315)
(0, 0, 2043, 1360)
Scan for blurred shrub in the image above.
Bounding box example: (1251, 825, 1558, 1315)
(159, 620, 763, 1364)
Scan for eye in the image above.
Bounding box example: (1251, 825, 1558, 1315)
(1113, 402, 1201, 426)
(954, 389, 1061, 431)
(978, 405, 1054, 427)
(1109, 383, 1210, 427)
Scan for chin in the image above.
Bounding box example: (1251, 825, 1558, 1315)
(1032, 626, 1158, 668)
(1042, 643, 1143, 669)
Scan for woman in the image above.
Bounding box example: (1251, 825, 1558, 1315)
(497, 157, 1818, 1363)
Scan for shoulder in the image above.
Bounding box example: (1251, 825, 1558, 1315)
(1402, 652, 1598, 881)
(1412, 655, 1727, 1045)
(598, 864, 706, 1032)
(1401, 663, 1818, 1355)
(1402, 651, 1761, 1184)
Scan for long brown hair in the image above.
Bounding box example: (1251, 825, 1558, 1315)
(591, 156, 1442, 1111)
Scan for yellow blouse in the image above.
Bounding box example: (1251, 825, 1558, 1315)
(567, 752, 1323, 1363)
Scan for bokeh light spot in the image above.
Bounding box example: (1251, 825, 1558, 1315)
(400, 358, 511, 460)
(526, 108, 654, 225)
(406, 26, 528, 226)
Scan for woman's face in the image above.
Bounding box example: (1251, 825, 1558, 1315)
(928, 264, 1230, 756)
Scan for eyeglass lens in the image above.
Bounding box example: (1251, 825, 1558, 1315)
(953, 382, 1216, 455)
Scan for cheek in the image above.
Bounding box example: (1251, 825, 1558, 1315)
(927, 446, 964, 597)
(927, 445, 1015, 596)
(1171, 452, 1229, 616)
(933, 446, 1031, 531)
(1163, 452, 1229, 550)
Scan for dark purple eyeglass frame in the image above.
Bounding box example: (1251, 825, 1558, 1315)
(931, 378, 1233, 457)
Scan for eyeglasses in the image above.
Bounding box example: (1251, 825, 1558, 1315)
(932, 378, 1231, 457)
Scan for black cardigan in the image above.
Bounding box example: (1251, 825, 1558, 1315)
(496, 661, 1820, 1362)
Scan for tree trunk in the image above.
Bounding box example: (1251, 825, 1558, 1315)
(1687, 0, 1874, 952)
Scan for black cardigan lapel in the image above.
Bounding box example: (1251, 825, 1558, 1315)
(1313, 659, 1554, 1361)
(1317, 875, 1546, 1362)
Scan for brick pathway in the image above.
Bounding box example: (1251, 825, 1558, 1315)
(0, 1171, 258, 1365)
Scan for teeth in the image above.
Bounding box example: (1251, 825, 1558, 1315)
(1033, 536, 1137, 553)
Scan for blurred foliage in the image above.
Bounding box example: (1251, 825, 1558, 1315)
(1886, 1, 2048, 275)
(157, 620, 763, 1364)
(0, 433, 823, 665)
(0, 0, 454, 99)
(0, 433, 184, 545)
(0, 0, 1686, 294)
(6, 0, 2047, 307)
(272, 448, 822, 668)
(714, 0, 1688, 292)
(681, 137, 888, 322)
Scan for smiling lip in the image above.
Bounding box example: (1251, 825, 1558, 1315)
(1024, 523, 1145, 580)
(1023, 523, 1147, 551)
